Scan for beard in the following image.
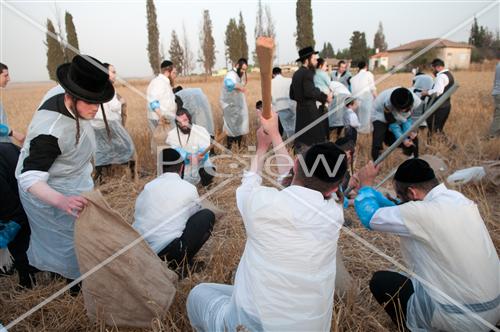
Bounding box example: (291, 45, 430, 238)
(180, 126, 190, 135)
(307, 62, 316, 71)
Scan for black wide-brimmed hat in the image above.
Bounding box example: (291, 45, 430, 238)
(56, 55, 115, 104)
(390, 87, 414, 110)
(296, 46, 319, 62)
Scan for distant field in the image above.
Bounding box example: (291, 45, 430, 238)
(1, 70, 499, 331)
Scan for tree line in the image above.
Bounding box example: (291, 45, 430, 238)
(45, 0, 498, 80)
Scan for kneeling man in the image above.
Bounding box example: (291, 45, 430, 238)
(133, 148, 215, 271)
(187, 112, 347, 331)
(353, 159, 499, 331)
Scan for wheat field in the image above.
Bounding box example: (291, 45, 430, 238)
(0, 70, 499, 331)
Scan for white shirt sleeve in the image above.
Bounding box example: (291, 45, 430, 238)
(17, 170, 50, 192)
(427, 72, 449, 96)
(370, 206, 410, 236)
(368, 72, 377, 93)
(147, 78, 164, 104)
(349, 111, 361, 128)
(236, 171, 262, 217)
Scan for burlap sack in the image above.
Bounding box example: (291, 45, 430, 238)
(75, 190, 177, 328)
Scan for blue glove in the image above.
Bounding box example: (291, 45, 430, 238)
(0, 123, 10, 137)
(224, 78, 236, 92)
(354, 187, 396, 229)
(149, 100, 160, 112)
(0, 220, 21, 249)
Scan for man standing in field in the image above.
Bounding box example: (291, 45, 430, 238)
(271, 66, 296, 139)
(488, 61, 500, 138)
(331, 60, 352, 91)
(0, 63, 25, 144)
(421, 58, 455, 135)
(350, 61, 377, 134)
(146, 60, 178, 131)
(220, 58, 249, 149)
(290, 46, 332, 150)
(187, 111, 347, 331)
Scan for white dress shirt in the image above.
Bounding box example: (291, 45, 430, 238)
(132, 172, 201, 253)
(351, 69, 376, 96)
(370, 183, 473, 236)
(232, 171, 344, 331)
(146, 74, 177, 121)
(427, 69, 450, 97)
(271, 74, 294, 112)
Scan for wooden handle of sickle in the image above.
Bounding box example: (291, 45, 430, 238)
(256, 37, 275, 120)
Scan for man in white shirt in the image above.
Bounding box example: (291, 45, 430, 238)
(146, 60, 178, 131)
(350, 61, 377, 134)
(331, 60, 352, 91)
(166, 108, 215, 186)
(187, 111, 348, 331)
(132, 148, 215, 271)
(271, 67, 296, 139)
(421, 58, 455, 135)
(352, 159, 499, 331)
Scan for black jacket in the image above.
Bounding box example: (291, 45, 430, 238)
(290, 66, 328, 146)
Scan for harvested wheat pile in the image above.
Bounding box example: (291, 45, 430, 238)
(1, 71, 498, 331)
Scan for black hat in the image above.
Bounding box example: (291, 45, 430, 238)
(304, 142, 347, 183)
(296, 46, 319, 62)
(56, 55, 115, 104)
(394, 158, 436, 183)
(162, 148, 183, 164)
(161, 60, 173, 68)
(390, 87, 414, 110)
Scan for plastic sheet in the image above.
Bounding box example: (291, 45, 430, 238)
(176, 88, 215, 136)
(93, 120, 135, 166)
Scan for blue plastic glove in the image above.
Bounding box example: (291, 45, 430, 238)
(0, 123, 10, 137)
(224, 78, 236, 92)
(0, 220, 21, 248)
(149, 100, 160, 112)
(354, 187, 396, 229)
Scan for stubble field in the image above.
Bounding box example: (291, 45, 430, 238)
(0, 70, 499, 331)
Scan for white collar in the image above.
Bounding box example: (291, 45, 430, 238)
(437, 69, 448, 75)
(158, 172, 181, 180)
(423, 183, 447, 201)
(285, 185, 330, 203)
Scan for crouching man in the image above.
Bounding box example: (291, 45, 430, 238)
(133, 148, 215, 273)
(187, 111, 347, 331)
(352, 159, 500, 331)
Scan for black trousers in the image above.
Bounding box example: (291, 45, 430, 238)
(226, 136, 243, 149)
(426, 104, 450, 134)
(370, 270, 415, 329)
(0, 143, 34, 288)
(157, 209, 215, 267)
(372, 121, 419, 161)
(199, 166, 215, 187)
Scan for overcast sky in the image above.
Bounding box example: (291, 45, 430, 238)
(0, 0, 498, 82)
